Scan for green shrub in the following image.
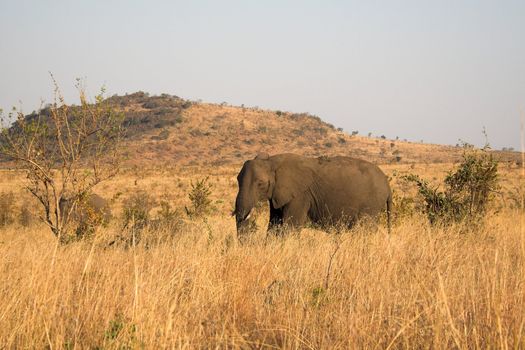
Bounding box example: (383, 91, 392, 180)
(185, 177, 213, 218)
(151, 129, 169, 140)
(507, 186, 524, 210)
(64, 194, 112, 240)
(404, 144, 499, 225)
(257, 125, 268, 133)
(122, 190, 156, 229)
(390, 189, 416, 223)
(103, 314, 138, 348)
(155, 198, 182, 230)
(315, 127, 328, 136)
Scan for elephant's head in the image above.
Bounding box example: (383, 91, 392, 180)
(234, 153, 275, 234)
(233, 153, 313, 235)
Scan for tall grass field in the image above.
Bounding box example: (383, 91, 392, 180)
(0, 163, 523, 348)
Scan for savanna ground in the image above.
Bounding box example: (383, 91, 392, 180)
(0, 162, 524, 349)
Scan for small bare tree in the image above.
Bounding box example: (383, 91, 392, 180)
(0, 77, 124, 240)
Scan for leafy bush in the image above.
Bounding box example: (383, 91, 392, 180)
(66, 194, 112, 240)
(185, 177, 213, 218)
(404, 145, 499, 225)
(151, 129, 170, 140)
(142, 100, 161, 109)
(155, 198, 181, 229)
(507, 186, 524, 210)
(391, 190, 416, 223)
(122, 191, 156, 229)
(103, 314, 138, 348)
(315, 127, 328, 136)
(0, 79, 124, 239)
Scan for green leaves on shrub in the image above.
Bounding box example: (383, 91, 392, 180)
(404, 144, 499, 225)
(185, 177, 214, 218)
(122, 190, 156, 229)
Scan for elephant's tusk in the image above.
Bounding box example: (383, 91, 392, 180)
(245, 208, 254, 220)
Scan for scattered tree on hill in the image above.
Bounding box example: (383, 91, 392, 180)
(0, 78, 124, 241)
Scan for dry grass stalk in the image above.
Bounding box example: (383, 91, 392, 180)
(0, 211, 523, 348)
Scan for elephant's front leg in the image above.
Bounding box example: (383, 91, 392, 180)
(268, 200, 283, 232)
(282, 197, 309, 229)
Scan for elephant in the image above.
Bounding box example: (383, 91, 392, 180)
(59, 193, 112, 229)
(234, 153, 392, 235)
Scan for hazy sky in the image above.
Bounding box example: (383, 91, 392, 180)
(1, 0, 524, 149)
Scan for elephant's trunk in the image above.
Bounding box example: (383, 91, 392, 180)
(234, 189, 256, 235)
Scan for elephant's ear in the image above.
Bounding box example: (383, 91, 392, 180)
(271, 163, 313, 209)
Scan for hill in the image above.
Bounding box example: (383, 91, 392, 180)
(4, 91, 521, 167)
(112, 92, 521, 166)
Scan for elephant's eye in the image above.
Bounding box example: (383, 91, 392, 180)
(256, 180, 266, 188)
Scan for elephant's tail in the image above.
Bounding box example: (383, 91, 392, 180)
(386, 194, 392, 234)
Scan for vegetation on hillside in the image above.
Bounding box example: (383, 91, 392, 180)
(2, 91, 520, 167)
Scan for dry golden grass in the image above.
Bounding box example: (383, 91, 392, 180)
(0, 163, 524, 348)
(1, 213, 524, 348)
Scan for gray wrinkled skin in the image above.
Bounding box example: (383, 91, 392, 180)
(234, 153, 392, 236)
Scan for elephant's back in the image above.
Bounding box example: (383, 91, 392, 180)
(318, 156, 388, 184)
(314, 156, 390, 218)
